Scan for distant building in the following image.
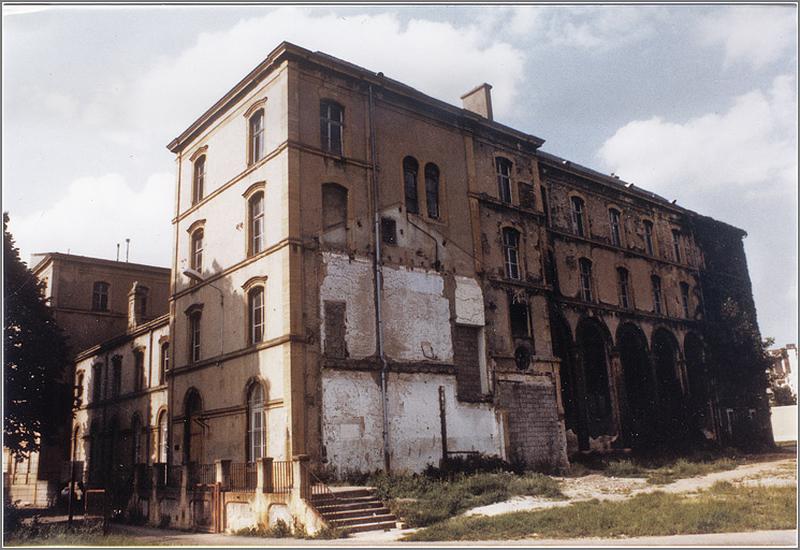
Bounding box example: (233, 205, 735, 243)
(768, 344, 798, 398)
(3, 253, 169, 507)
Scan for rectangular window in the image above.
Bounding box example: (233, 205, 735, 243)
(652, 276, 663, 315)
(249, 287, 265, 344)
(403, 157, 419, 215)
(644, 221, 654, 255)
(425, 164, 440, 219)
(453, 325, 483, 401)
(112, 356, 121, 398)
(192, 156, 205, 205)
(249, 193, 264, 256)
(502, 228, 520, 280)
(92, 365, 103, 403)
(381, 217, 397, 245)
(92, 282, 109, 312)
(191, 230, 203, 273)
(609, 209, 621, 246)
(680, 282, 691, 318)
(509, 300, 530, 338)
(579, 259, 593, 302)
(496, 158, 512, 203)
(571, 197, 586, 237)
(320, 101, 343, 154)
(134, 350, 144, 392)
(190, 313, 201, 363)
(617, 268, 630, 309)
(672, 229, 682, 263)
(249, 111, 265, 165)
(518, 182, 536, 210)
(160, 343, 169, 385)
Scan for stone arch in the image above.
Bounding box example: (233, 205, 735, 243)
(684, 331, 713, 440)
(183, 388, 204, 464)
(616, 322, 657, 448)
(576, 316, 615, 443)
(652, 327, 686, 442)
(550, 308, 582, 449)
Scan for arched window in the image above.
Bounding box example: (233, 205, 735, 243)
(247, 383, 266, 462)
(609, 209, 622, 246)
(571, 197, 586, 237)
(680, 282, 691, 318)
(579, 258, 593, 302)
(157, 410, 168, 463)
(651, 275, 663, 315)
(159, 342, 169, 385)
(92, 282, 109, 312)
(424, 163, 440, 219)
(248, 110, 265, 165)
(248, 286, 265, 345)
(192, 155, 205, 205)
(248, 191, 264, 256)
(320, 100, 343, 154)
(496, 157, 512, 203)
(502, 227, 521, 280)
(403, 157, 419, 215)
(617, 267, 631, 309)
(643, 220, 655, 255)
(131, 415, 142, 465)
(191, 229, 203, 273)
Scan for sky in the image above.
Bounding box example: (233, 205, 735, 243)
(2, 3, 797, 345)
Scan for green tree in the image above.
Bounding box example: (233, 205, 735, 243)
(3, 212, 71, 459)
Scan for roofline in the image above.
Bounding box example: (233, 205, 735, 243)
(30, 252, 170, 275)
(74, 313, 170, 362)
(167, 41, 545, 154)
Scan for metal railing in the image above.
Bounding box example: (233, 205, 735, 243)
(272, 460, 293, 494)
(188, 463, 216, 487)
(229, 462, 257, 492)
(302, 464, 336, 503)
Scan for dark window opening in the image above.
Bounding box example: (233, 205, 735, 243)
(680, 282, 691, 318)
(571, 196, 586, 237)
(92, 282, 109, 312)
(652, 275, 663, 315)
(609, 209, 621, 246)
(502, 227, 521, 280)
(424, 163, 440, 219)
(617, 267, 631, 309)
(403, 156, 419, 214)
(672, 229, 682, 263)
(579, 258, 593, 302)
(644, 220, 654, 255)
(518, 182, 536, 210)
(509, 299, 531, 339)
(320, 101, 343, 154)
(381, 217, 397, 245)
(496, 157, 512, 203)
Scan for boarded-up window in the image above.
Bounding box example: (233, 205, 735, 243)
(518, 182, 536, 210)
(324, 301, 347, 359)
(453, 325, 482, 401)
(321, 183, 348, 248)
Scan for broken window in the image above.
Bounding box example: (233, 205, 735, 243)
(518, 182, 536, 210)
(644, 220, 655, 255)
(502, 227, 521, 280)
(609, 208, 622, 247)
(324, 301, 347, 359)
(381, 217, 397, 245)
(424, 163, 440, 219)
(509, 298, 530, 339)
(617, 267, 631, 309)
(320, 100, 343, 155)
(680, 282, 691, 318)
(571, 196, 586, 237)
(92, 281, 109, 311)
(651, 275, 663, 315)
(672, 229, 682, 263)
(248, 109, 265, 165)
(579, 258, 593, 302)
(403, 156, 419, 215)
(496, 157, 512, 203)
(192, 155, 205, 205)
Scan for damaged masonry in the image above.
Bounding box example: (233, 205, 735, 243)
(58, 42, 773, 532)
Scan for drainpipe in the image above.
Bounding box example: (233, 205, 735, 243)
(369, 83, 391, 473)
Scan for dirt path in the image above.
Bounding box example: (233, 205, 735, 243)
(465, 457, 797, 517)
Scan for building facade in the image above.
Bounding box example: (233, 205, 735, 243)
(57, 41, 774, 531)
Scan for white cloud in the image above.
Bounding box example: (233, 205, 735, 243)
(9, 173, 174, 267)
(88, 7, 525, 146)
(506, 6, 658, 51)
(699, 6, 797, 69)
(597, 74, 797, 199)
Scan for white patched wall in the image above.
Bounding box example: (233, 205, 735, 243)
(319, 252, 501, 473)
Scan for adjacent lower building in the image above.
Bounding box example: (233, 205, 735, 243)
(57, 42, 773, 531)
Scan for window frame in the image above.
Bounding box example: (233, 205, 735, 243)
(157, 410, 168, 464)
(502, 227, 521, 280)
(159, 342, 169, 385)
(571, 196, 586, 237)
(246, 383, 266, 463)
(424, 163, 440, 220)
(617, 267, 631, 309)
(320, 100, 344, 155)
(609, 208, 622, 247)
(403, 156, 419, 215)
(248, 286, 266, 345)
(680, 282, 691, 318)
(248, 109, 265, 165)
(192, 155, 206, 205)
(672, 229, 682, 263)
(643, 220, 655, 255)
(133, 348, 145, 392)
(496, 157, 513, 204)
(189, 310, 202, 364)
(651, 275, 663, 315)
(92, 281, 109, 312)
(111, 355, 122, 398)
(579, 258, 594, 302)
(190, 228, 204, 273)
(248, 191, 265, 256)
(92, 364, 103, 403)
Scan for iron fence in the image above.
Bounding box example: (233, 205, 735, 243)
(229, 462, 257, 492)
(272, 460, 293, 494)
(188, 463, 216, 487)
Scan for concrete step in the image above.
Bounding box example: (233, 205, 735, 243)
(313, 496, 383, 508)
(328, 512, 396, 527)
(340, 519, 399, 534)
(314, 499, 384, 512)
(327, 488, 373, 499)
(320, 506, 391, 521)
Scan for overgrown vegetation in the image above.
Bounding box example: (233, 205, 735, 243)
(567, 449, 742, 484)
(4, 519, 163, 546)
(406, 482, 797, 541)
(233, 519, 346, 540)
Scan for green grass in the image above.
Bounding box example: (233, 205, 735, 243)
(405, 482, 797, 541)
(568, 451, 742, 484)
(4, 521, 170, 546)
(371, 471, 564, 527)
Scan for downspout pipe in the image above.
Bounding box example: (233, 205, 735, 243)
(368, 83, 391, 473)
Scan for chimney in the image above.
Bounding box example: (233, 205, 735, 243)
(460, 83, 493, 121)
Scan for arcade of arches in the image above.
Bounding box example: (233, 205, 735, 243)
(551, 313, 712, 452)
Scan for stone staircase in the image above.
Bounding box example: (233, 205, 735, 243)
(310, 487, 400, 535)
